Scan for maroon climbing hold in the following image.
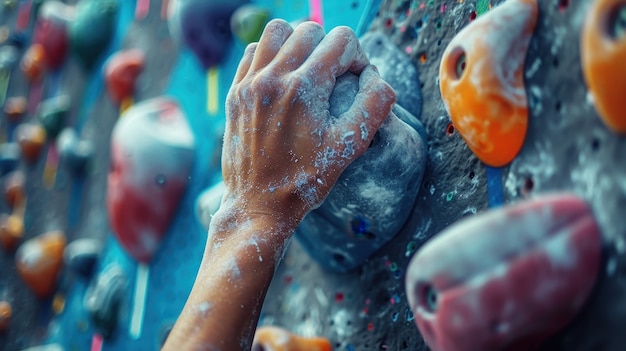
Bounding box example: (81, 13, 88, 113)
(405, 194, 602, 351)
(33, 1, 74, 70)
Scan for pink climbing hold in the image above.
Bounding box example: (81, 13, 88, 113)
(107, 97, 195, 263)
(405, 194, 602, 351)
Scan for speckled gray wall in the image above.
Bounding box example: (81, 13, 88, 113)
(261, 0, 626, 350)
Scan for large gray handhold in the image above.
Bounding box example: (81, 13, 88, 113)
(294, 72, 427, 272)
(359, 31, 423, 119)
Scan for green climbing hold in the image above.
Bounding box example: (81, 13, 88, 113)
(476, 0, 491, 16)
(38, 95, 70, 139)
(230, 5, 271, 44)
(69, 0, 118, 70)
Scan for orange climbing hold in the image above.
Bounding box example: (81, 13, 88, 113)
(16, 230, 66, 299)
(253, 326, 332, 351)
(0, 213, 24, 252)
(4, 170, 25, 209)
(439, 0, 538, 167)
(581, 0, 626, 134)
(3, 96, 27, 123)
(14, 123, 47, 163)
(20, 44, 46, 83)
(0, 300, 10, 333)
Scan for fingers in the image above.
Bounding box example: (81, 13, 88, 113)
(268, 21, 325, 73)
(328, 65, 397, 160)
(249, 19, 294, 72)
(233, 43, 258, 85)
(298, 26, 370, 87)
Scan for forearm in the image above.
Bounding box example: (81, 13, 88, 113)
(162, 203, 296, 350)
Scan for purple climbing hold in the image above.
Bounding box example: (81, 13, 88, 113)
(168, 0, 248, 68)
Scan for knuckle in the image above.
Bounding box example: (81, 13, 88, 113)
(249, 73, 276, 91)
(285, 74, 311, 94)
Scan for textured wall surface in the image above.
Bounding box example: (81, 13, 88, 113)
(1, 0, 625, 350)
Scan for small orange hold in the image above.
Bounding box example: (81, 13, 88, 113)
(16, 230, 66, 299)
(4, 170, 25, 209)
(0, 213, 24, 252)
(14, 123, 47, 163)
(439, 0, 538, 167)
(20, 44, 47, 83)
(0, 300, 11, 333)
(253, 326, 332, 351)
(3, 97, 27, 123)
(581, 0, 626, 134)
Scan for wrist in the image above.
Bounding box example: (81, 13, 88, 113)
(207, 197, 298, 263)
(214, 189, 308, 234)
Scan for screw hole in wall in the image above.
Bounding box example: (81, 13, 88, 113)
(591, 137, 601, 152)
(446, 122, 455, 136)
(469, 10, 477, 21)
(332, 253, 346, 263)
(521, 176, 534, 197)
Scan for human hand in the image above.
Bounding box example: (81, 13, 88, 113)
(221, 19, 397, 230)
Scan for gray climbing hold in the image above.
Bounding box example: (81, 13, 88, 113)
(57, 128, 94, 175)
(84, 264, 127, 339)
(294, 71, 427, 272)
(64, 238, 102, 278)
(195, 181, 226, 231)
(360, 32, 423, 119)
(0, 143, 20, 176)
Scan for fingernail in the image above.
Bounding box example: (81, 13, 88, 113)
(371, 65, 379, 74)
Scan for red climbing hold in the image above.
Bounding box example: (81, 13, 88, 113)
(104, 49, 145, 104)
(33, 1, 74, 70)
(107, 97, 195, 263)
(405, 194, 602, 351)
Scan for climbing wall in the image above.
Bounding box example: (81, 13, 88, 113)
(0, 0, 625, 350)
(262, 0, 626, 350)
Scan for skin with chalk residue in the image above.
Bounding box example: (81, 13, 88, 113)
(162, 19, 395, 350)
